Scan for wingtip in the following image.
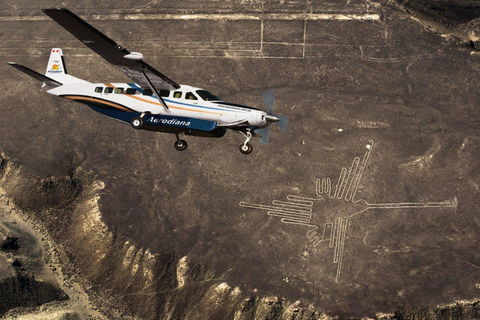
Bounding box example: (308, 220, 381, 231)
(42, 8, 70, 14)
(42, 8, 68, 11)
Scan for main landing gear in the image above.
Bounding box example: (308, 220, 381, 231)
(131, 112, 150, 129)
(239, 129, 253, 154)
(174, 133, 188, 151)
(131, 117, 143, 129)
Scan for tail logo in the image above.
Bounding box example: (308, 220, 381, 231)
(48, 63, 63, 73)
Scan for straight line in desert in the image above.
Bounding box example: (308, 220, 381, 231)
(0, 13, 380, 22)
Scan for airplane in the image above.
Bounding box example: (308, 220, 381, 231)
(8, 8, 288, 154)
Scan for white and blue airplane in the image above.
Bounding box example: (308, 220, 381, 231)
(8, 8, 287, 154)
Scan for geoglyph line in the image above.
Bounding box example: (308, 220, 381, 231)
(317, 140, 374, 202)
(0, 13, 380, 22)
(366, 200, 457, 208)
(306, 223, 333, 247)
(240, 196, 322, 227)
(345, 199, 458, 219)
(336, 218, 348, 281)
(239, 203, 311, 214)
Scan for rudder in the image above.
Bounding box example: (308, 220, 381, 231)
(46, 48, 67, 75)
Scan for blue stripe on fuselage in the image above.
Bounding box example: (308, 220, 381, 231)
(88, 104, 137, 124)
(87, 104, 217, 132)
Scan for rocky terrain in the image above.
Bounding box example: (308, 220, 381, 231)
(393, 0, 480, 48)
(1, 0, 480, 319)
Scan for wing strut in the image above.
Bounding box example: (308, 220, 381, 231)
(141, 68, 169, 110)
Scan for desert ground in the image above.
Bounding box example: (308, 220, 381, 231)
(1, 0, 480, 319)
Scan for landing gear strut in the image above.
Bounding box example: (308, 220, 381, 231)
(239, 129, 253, 154)
(174, 133, 187, 151)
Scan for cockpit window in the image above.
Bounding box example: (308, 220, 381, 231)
(173, 91, 182, 99)
(185, 92, 198, 100)
(196, 90, 221, 101)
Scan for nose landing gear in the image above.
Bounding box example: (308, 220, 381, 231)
(239, 129, 253, 154)
(174, 133, 188, 151)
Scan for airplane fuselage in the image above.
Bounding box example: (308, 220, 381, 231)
(44, 81, 271, 129)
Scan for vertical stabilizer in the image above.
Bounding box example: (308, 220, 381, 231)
(46, 48, 67, 75)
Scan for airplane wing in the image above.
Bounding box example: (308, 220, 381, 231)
(42, 8, 180, 92)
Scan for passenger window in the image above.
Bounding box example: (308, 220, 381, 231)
(114, 88, 124, 94)
(185, 92, 197, 100)
(94, 87, 103, 93)
(104, 87, 113, 94)
(173, 91, 182, 99)
(159, 90, 169, 97)
(125, 88, 136, 95)
(143, 89, 153, 96)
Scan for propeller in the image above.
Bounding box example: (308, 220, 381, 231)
(255, 90, 288, 145)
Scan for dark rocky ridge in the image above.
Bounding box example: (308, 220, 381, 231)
(0, 221, 68, 315)
(394, 0, 480, 48)
(0, 274, 68, 315)
(397, 0, 480, 24)
(1, 0, 480, 319)
(1, 236, 20, 251)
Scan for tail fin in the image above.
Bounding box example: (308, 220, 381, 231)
(46, 48, 67, 75)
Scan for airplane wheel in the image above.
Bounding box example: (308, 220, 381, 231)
(131, 117, 144, 129)
(239, 142, 253, 154)
(174, 139, 188, 151)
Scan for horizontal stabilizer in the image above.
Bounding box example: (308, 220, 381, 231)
(8, 62, 62, 87)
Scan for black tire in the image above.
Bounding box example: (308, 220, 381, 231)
(239, 142, 253, 154)
(131, 117, 144, 129)
(174, 139, 188, 151)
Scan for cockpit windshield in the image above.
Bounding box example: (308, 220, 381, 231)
(196, 90, 222, 101)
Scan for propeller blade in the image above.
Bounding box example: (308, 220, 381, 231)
(277, 115, 288, 133)
(255, 127, 270, 145)
(258, 90, 287, 145)
(263, 90, 274, 114)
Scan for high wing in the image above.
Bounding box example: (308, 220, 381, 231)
(42, 8, 180, 92)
